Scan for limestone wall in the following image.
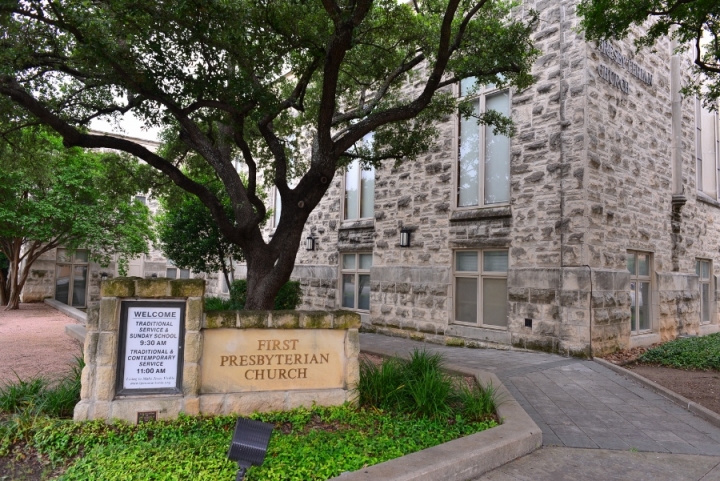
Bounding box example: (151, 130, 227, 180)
(74, 278, 360, 424)
(260, 0, 720, 356)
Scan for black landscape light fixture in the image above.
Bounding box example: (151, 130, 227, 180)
(306, 235, 316, 251)
(227, 417, 274, 481)
(400, 228, 411, 247)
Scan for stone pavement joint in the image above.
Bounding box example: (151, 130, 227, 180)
(361, 333, 720, 456)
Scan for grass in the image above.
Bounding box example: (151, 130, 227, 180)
(1, 349, 501, 480)
(35, 406, 495, 481)
(0, 356, 84, 457)
(638, 333, 720, 370)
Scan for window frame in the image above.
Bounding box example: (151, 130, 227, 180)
(627, 250, 653, 335)
(454, 81, 512, 210)
(697, 258, 714, 325)
(696, 96, 720, 199)
(342, 135, 376, 221)
(54, 248, 90, 308)
(452, 249, 509, 329)
(339, 252, 372, 312)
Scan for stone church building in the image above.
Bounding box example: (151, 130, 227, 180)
(282, 1, 720, 356)
(21, 0, 720, 357)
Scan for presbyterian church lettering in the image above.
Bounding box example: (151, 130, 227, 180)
(220, 339, 330, 381)
(598, 40, 653, 86)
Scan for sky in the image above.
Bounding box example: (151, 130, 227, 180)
(89, 111, 161, 142)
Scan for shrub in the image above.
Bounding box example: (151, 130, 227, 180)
(357, 349, 501, 421)
(204, 296, 233, 312)
(228, 279, 302, 310)
(457, 381, 505, 422)
(0, 356, 84, 455)
(0, 356, 83, 418)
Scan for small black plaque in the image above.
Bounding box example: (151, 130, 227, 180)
(525, 318, 533, 328)
(137, 411, 158, 423)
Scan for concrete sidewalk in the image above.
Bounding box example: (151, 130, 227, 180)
(474, 447, 720, 480)
(361, 333, 720, 455)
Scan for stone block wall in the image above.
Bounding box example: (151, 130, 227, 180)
(257, 0, 720, 356)
(74, 278, 205, 423)
(74, 278, 360, 423)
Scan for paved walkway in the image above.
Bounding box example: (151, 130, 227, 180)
(360, 333, 720, 456)
(0, 303, 82, 384)
(475, 447, 720, 481)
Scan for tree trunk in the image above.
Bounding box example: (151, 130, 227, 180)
(3, 239, 36, 311)
(243, 239, 300, 310)
(0, 269, 8, 307)
(5, 258, 27, 310)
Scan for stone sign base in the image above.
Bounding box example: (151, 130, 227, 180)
(74, 278, 360, 424)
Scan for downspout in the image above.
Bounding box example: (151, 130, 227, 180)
(670, 35, 686, 272)
(558, 5, 570, 355)
(585, 264, 594, 359)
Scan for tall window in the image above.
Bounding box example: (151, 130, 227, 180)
(344, 133, 375, 220)
(697, 259, 712, 324)
(454, 250, 508, 327)
(344, 159, 375, 220)
(627, 251, 652, 334)
(55, 249, 89, 307)
(457, 78, 511, 208)
(273, 187, 282, 228)
(341, 253, 372, 311)
(696, 97, 720, 199)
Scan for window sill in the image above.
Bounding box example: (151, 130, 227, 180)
(629, 331, 660, 348)
(697, 191, 720, 209)
(446, 323, 511, 343)
(450, 205, 511, 222)
(339, 219, 375, 230)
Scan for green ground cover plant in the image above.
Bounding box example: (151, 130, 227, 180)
(639, 333, 720, 371)
(1, 349, 499, 480)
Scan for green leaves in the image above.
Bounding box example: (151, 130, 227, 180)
(639, 333, 720, 370)
(0, 128, 153, 294)
(578, 0, 720, 106)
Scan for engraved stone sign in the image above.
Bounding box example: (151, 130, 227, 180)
(201, 329, 346, 393)
(116, 301, 185, 395)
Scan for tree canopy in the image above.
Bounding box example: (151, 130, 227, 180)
(156, 186, 245, 289)
(0, 0, 539, 308)
(0, 128, 154, 309)
(579, 0, 720, 105)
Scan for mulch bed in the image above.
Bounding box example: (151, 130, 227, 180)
(600, 347, 720, 416)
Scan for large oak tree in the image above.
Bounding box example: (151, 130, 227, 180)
(0, 0, 538, 309)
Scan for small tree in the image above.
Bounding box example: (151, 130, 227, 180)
(579, 0, 720, 105)
(157, 188, 245, 289)
(0, 129, 154, 310)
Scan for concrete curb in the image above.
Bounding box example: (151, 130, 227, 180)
(44, 298, 88, 343)
(594, 358, 720, 430)
(44, 298, 87, 323)
(329, 345, 542, 481)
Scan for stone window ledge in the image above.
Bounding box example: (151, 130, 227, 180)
(338, 219, 375, 230)
(629, 332, 661, 349)
(450, 205, 511, 222)
(697, 191, 720, 209)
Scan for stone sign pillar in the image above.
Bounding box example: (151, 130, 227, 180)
(74, 278, 205, 423)
(74, 278, 361, 424)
